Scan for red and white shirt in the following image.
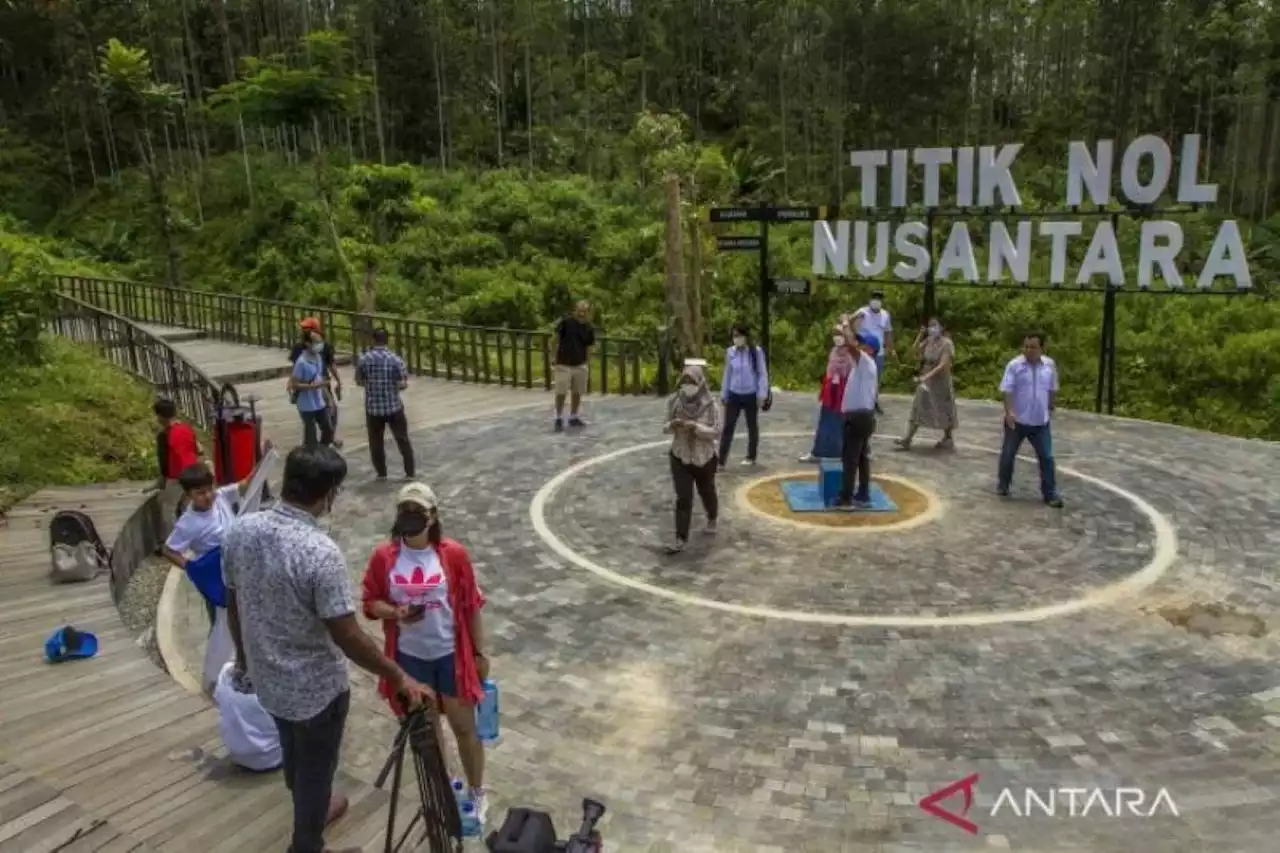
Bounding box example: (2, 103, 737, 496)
(389, 545, 455, 661)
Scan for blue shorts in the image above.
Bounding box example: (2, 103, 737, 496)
(396, 650, 457, 698)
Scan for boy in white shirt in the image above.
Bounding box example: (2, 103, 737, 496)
(213, 662, 283, 772)
(161, 464, 254, 626)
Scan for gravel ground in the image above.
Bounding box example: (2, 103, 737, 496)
(116, 555, 171, 672)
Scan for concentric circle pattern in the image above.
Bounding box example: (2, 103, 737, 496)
(316, 395, 1280, 853)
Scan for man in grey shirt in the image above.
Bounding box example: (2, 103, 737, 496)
(223, 445, 432, 853)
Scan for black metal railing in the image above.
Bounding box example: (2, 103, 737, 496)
(57, 276, 652, 395)
(51, 293, 224, 430)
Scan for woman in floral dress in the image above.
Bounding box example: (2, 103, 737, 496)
(895, 318, 958, 450)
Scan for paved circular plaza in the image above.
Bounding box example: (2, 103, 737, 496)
(186, 393, 1280, 851)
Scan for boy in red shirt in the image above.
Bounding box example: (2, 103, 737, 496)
(154, 398, 204, 517)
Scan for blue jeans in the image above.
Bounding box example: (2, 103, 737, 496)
(998, 422, 1058, 499)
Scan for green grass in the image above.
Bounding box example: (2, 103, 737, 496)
(0, 336, 159, 513)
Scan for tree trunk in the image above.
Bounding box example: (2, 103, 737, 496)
(368, 23, 387, 164)
(432, 0, 449, 170)
(311, 116, 359, 306)
(683, 202, 704, 357)
(663, 175, 693, 356)
(139, 130, 181, 289)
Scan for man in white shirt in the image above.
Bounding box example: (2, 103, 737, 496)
(213, 662, 282, 772)
(997, 332, 1064, 508)
(855, 290, 893, 414)
(836, 332, 880, 509)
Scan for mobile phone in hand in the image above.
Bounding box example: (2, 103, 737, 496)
(407, 603, 425, 618)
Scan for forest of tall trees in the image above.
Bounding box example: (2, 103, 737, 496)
(0, 0, 1278, 438)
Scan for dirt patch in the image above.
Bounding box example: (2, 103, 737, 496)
(1155, 602, 1269, 638)
(745, 473, 932, 529)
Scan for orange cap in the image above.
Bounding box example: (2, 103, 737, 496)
(299, 317, 322, 332)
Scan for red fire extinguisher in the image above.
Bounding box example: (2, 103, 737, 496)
(211, 384, 264, 486)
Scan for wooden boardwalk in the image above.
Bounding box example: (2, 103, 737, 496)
(0, 484, 392, 851)
(0, 329, 553, 850)
(136, 322, 548, 451)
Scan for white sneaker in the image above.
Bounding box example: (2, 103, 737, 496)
(739, 458, 756, 467)
(703, 519, 718, 536)
(470, 787, 488, 823)
(798, 453, 816, 463)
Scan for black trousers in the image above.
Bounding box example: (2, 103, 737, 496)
(366, 410, 415, 478)
(300, 408, 335, 448)
(718, 393, 760, 463)
(670, 453, 718, 541)
(271, 690, 350, 853)
(838, 410, 876, 502)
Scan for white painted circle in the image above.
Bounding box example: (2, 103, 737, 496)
(527, 431, 1180, 627)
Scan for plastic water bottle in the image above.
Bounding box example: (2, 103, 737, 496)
(450, 777, 465, 806)
(459, 799, 482, 838)
(475, 679, 500, 746)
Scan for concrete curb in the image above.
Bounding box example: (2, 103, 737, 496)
(155, 565, 205, 695)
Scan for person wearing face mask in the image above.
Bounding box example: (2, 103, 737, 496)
(664, 361, 722, 553)
(290, 329, 337, 448)
(895, 317, 958, 451)
(834, 323, 881, 510)
(800, 328, 854, 462)
(223, 446, 434, 853)
(718, 323, 769, 468)
(290, 318, 343, 448)
(361, 482, 491, 820)
(855, 291, 894, 414)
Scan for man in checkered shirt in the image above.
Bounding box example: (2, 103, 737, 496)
(355, 328, 417, 480)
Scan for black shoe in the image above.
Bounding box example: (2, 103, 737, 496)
(997, 487, 1010, 497)
(1045, 496, 1064, 508)
(554, 418, 564, 432)
(568, 416, 586, 428)
(375, 474, 387, 481)
(874, 403, 884, 415)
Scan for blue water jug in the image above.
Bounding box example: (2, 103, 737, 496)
(450, 777, 465, 805)
(476, 679, 500, 746)
(459, 799, 482, 837)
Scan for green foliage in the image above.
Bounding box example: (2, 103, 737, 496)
(96, 39, 182, 121)
(0, 336, 158, 513)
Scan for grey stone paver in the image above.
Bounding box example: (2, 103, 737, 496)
(172, 394, 1280, 851)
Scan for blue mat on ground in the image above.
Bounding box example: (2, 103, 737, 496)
(780, 480, 898, 513)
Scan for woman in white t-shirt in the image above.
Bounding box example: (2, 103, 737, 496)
(361, 482, 490, 820)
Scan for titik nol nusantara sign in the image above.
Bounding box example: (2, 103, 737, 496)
(812, 135, 1255, 292)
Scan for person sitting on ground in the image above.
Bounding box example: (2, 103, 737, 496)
(664, 361, 722, 554)
(213, 661, 282, 773)
(361, 482, 490, 821)
(153, 398, 203, 518)
(161, 463, 258, 627)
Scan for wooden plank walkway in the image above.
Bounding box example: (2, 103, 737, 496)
(0, 496, 396, 851)
(137, 323, 548, 451)
(0, 328, 557, 850)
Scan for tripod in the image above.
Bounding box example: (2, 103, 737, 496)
(374, 706, 463, 853)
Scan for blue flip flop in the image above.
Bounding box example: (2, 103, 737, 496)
(185, 546, 227, 609)
(45, 625, 98, 663)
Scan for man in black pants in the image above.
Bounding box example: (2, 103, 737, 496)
(836, 334, 880, 509)
(222, 446, 432, 853)
(355, 327, 416, 480)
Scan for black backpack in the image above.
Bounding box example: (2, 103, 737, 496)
(748, 347, 774, 413)
(486, 807, 558, 853)
(48, 509, 110, 583)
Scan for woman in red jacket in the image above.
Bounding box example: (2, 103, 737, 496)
(361, 482, 490, 816)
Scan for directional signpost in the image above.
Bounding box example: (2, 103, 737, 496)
(709, 205, 835, 356)
(772, 277, 811, 296)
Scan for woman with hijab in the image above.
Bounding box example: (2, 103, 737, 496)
(895, 316, 959, 451)
(360, 482, 490, 820)
(799, 327, 856, 462)
(665, 362, 722, 554)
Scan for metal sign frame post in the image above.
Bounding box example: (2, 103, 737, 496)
(710, 205, 835, 357)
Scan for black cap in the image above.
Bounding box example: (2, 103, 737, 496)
(871, 289, 884, 298)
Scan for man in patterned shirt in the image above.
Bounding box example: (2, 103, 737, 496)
(223, 445, 432, 853)
(355, 327, 416, 480)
